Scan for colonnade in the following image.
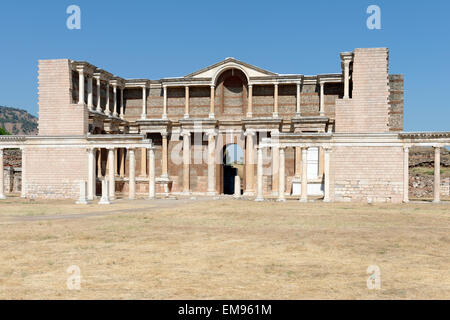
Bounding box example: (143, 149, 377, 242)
(75, 66, 125, 119)
(87, 146, 155, 201)
(141, 76, 346, 121)
(255, 145, 332, 202)
(403, 145, 445, 203)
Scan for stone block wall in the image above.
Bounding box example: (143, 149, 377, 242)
(388, 74, 404, 131)
(330, 146, 404, 203)
(38, 60, 88, 136)
(24, 147, 88, 199)
(335, 48, 390, 133)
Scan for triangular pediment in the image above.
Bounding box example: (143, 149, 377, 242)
(185, 58, 278, 79)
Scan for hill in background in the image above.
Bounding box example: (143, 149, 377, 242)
(0, 105, 38, 135)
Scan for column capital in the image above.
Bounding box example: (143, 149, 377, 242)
(324, 146, 333, 153)
(205, 130, 218, 137)
(127, 147, 136, 152)
(181, 130, 191, 137)
(161, 131, 169, 138)
(248, 84, 253, 88)
(244, 129, 256, 137)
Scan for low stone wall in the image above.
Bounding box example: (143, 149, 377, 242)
(3, 167, 22, 193)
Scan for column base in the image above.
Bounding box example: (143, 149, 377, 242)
(207, 191, 218, 196)
(323, 198, 331, 203)
(295, 112, 302, 117)
(113, 112, 119, 118)
(0, 195, 6, 200)
(181, 191, 191, 196)
(148, 196, 156, 200)
(99, 198, 111, 205)
(272, 112, 279, 118)
(246, 112, 253, 118)
(243, 191, 255, 196)
(184, 114, 189, 119)
(433, 199, 441, 203)
(162, 114, 168, 120)
(276, 198, 286, 202)
(76, 199, 89, 205)
(141, 114, 147, 120)
(402, 199, 409, 203)
(299, 198, 308, 203)
(208, 113, 215, 119)
(254, 197, 264, 202)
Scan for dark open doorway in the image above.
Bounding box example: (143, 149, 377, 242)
(222, 144, 244, 195)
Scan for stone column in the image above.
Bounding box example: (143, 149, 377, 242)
(0, 149, 5, 200)
(343, 60, 351, 99)
(209, 85, 215, 119)
(140, 147, 147, 176)
(184, 86, 190, 119)
(87, 148, 96, 201)
(95, 77, 102, 113)
(105, 83, 111, 116)
(272, 144, 279, 197)
(21, 148, 26, 198)
(87, 76, 93, 111)
(97, 149, 102, 178)
(113, 84, 118, 117)
(296, 82, 301, 117)
(300, 147, 308, 202)
(244, 130, 256, 195)
(255, 147, 264, 201)
(277, 147, 286, 202)
(120, 87, 124, 119)
(108, 148, 115, 200)
(323, 147, 331, 202)
(403, 146, 409, 203)
(120, 148, 125, 177)
(129, 148, 136, 200)
(433, 146, 441, 203)
(149, 148, 156, 200)
(207, 131, 217, 195)
(247, 84, 253, 118)
(162, 85, 168, 120)
(319, 82, 325, 116)
(182, 131, 191, 194)
(273, 83, 279, 118)
(141, 86, 147, 120)
(161, 132, 169, 179)
(295, 147, 301, 178)
(78, 70, 85, 105)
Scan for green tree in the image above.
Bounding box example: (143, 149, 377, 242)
(0, 127, 10, 135)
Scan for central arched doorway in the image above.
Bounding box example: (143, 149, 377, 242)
(222, 144, 244, 195)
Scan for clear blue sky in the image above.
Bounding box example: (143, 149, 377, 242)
(0, 0, 449, 131)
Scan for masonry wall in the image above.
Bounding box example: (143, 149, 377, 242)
(388, 74, 404, 131)
(38, 60, 88, 135)
(330, 146, 404, 203)
(24, 147, 88, 199)
(335, 48, 390, 133)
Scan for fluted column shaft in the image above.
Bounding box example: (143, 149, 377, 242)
(434, 146, 441, 203)
(300, 148, 308, 202)
(277, 148, 286, 202)
(108, 148, 115, 200)
(129, 149, 136, 200)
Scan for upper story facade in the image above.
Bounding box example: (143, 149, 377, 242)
(37, 47, 403, 137)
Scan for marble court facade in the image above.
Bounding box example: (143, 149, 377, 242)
(0, 48, 449, 203)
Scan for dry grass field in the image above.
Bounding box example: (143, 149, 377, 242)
(0, 196, 449, 300)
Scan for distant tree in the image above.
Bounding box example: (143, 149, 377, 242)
(0, 127, 10, 135)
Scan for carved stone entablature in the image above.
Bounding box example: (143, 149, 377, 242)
(179, 118, 218, 132)
(291, 116, 330, 133)
(242, 117, 282, 132)
(136, 119, 172, 134)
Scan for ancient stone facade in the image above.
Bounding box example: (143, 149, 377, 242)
(0, 48, 449, 202)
